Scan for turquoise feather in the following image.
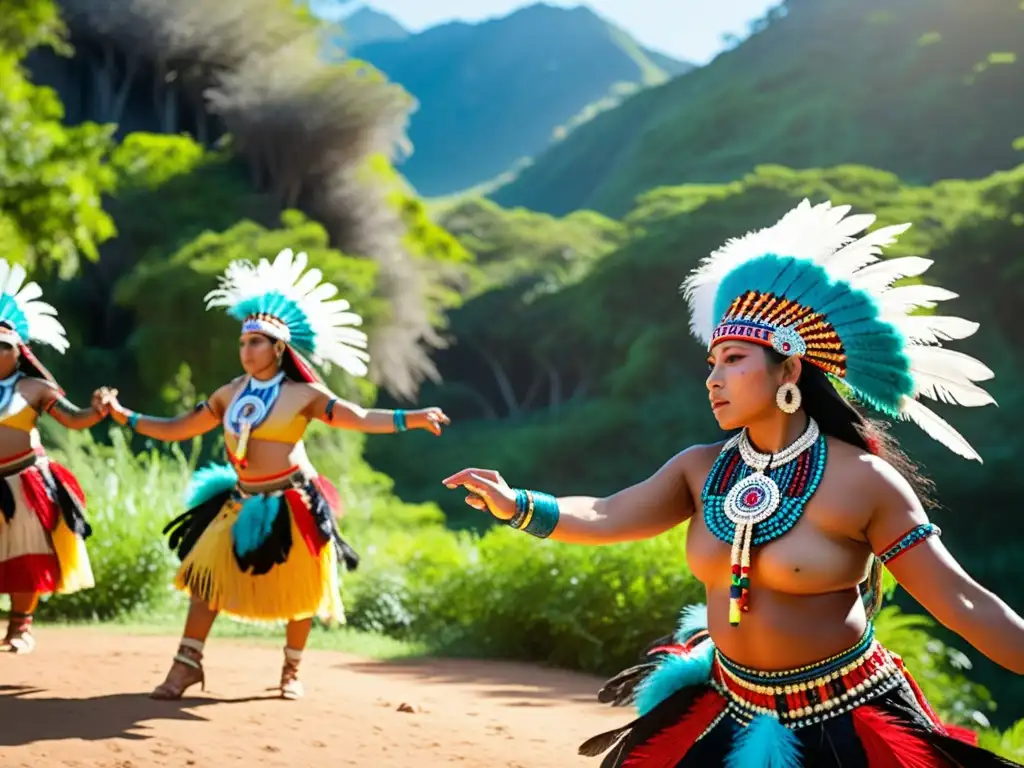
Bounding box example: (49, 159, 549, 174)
(229, 292, 317, 357)
(184, 463, 238, 507)
(674, 602, 709, 642)
(231, 494, 281, 556)
(713, 254, 914, 416)
(725, 715, 802, 768)
(634, 640, 714, 716)
(0, 295, 30, 339)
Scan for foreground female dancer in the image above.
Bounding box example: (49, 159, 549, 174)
(0, 259, 105, 654)
(101, 248, 449, 699)
(444, 200, 1024, 766)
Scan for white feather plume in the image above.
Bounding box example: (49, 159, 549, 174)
(205, 248, 369, 377)
(681, 198, 996, 462)
(0, 258, 69, 353)
(897, 397, 983, 463)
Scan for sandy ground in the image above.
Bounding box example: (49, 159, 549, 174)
(0, 629, 629, 767)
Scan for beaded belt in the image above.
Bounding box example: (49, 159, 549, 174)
(709, 625, 903, 729)
(0, 447, 44, 478)
(234, 466, 308, 498)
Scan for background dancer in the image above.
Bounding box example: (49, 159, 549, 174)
(101, 248, 450, 700)
(0, 258, 106, 655)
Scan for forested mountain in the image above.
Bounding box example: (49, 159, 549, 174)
(348, 3, 693, 196)
(489, 0, 1024, 215)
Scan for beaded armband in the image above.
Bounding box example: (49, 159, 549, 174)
(878, 522, 941, 565)
(508, 489, 559, 538)
(127, 412, 140, 430)
(325, 398, 337, 422)
(393, 409, 407, 432)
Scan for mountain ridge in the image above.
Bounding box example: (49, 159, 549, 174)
(344, 3, 694, 196)
(488, 0, 1024, 216)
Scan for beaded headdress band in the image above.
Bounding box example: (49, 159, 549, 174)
(682, 199, 995, 461)
(204, 248, 370, 377)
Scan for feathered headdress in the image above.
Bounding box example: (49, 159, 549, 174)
(0, 259, 69, 353)
(204, 248, 370, 378)
(681, 199, 995, 462)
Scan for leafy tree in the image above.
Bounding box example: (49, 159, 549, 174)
(0, 0, 116, 274)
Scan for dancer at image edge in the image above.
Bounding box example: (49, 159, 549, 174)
(99, 248, 449, 700)
(0, 258, 107, 654)
(444, 200, 1024, 766)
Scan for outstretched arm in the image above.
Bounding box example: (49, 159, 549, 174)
(104, 384, 230, 443)
(442, 446, 702, 546)
(303, 383, 450, 436)
(31, 380, 105, 431)
(864, 456, 1024, 674)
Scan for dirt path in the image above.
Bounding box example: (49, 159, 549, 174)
(0, 629, 629, 767)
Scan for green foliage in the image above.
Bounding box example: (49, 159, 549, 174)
(491, 0, 1024, 216)
(0, 0, 116, 273)
(37, 426, 189, 620)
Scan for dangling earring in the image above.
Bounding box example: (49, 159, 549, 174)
(776, 382, 801, 414)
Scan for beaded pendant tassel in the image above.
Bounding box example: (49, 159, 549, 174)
(235, 418, 252, 469)
(728, 523, 753, 625)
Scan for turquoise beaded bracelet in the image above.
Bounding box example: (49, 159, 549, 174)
(127, 412, 140, 430)
(507, 488, 559, 539)
(393, 409, 407, 432)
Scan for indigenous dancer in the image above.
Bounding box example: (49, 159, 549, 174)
(100, 248, 450, 700)
(0, 259, 105, 654)
(443, 200, 1024, 766)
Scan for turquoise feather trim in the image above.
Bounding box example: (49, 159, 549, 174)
(714, 255, 914, 415)
(232, 494, 282, 556)
(674, 602, 709, 643)
(634, 640, 714, 716)
(229, 293, 316, 357)
(184, 463, 238, 508)
(0, 295, 30, 340)
(725, 714, 802, 768)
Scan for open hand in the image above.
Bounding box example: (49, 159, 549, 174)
(442, 468, 515, 520)
(410, 406, 450, 436)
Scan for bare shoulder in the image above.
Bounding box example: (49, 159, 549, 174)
(662, 440, 727, 489)
(16, 375, 59, 408)
(208, 376, 245, 412)
(824, 437, 911, 499)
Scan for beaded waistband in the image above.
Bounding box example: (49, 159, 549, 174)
(710, 625, 902, 729)
(235, 466, 309, 497)
(0, 447, 44, 478)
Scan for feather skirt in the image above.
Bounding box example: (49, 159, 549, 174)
(0, 451, 94, 596)
(162, 464, 359, 624)
(580, 605, 1020, 768)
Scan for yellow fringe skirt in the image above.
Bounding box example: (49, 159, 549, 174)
(167, 467, 347, 624)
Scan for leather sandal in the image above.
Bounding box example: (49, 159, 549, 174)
(1, 612, 36, 654)
(150, 641, 206, 700)
(280, 656, 304, 700)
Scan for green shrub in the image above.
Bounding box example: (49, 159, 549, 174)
(38, 426, 192, 620)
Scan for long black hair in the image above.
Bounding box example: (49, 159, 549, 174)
(767, 348, 935, 617)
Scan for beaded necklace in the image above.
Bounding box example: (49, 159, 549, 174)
(224, 371, 286, 468)
(701, 418, 826, 626)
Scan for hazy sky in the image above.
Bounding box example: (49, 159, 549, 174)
(312, 1, 778, 63)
